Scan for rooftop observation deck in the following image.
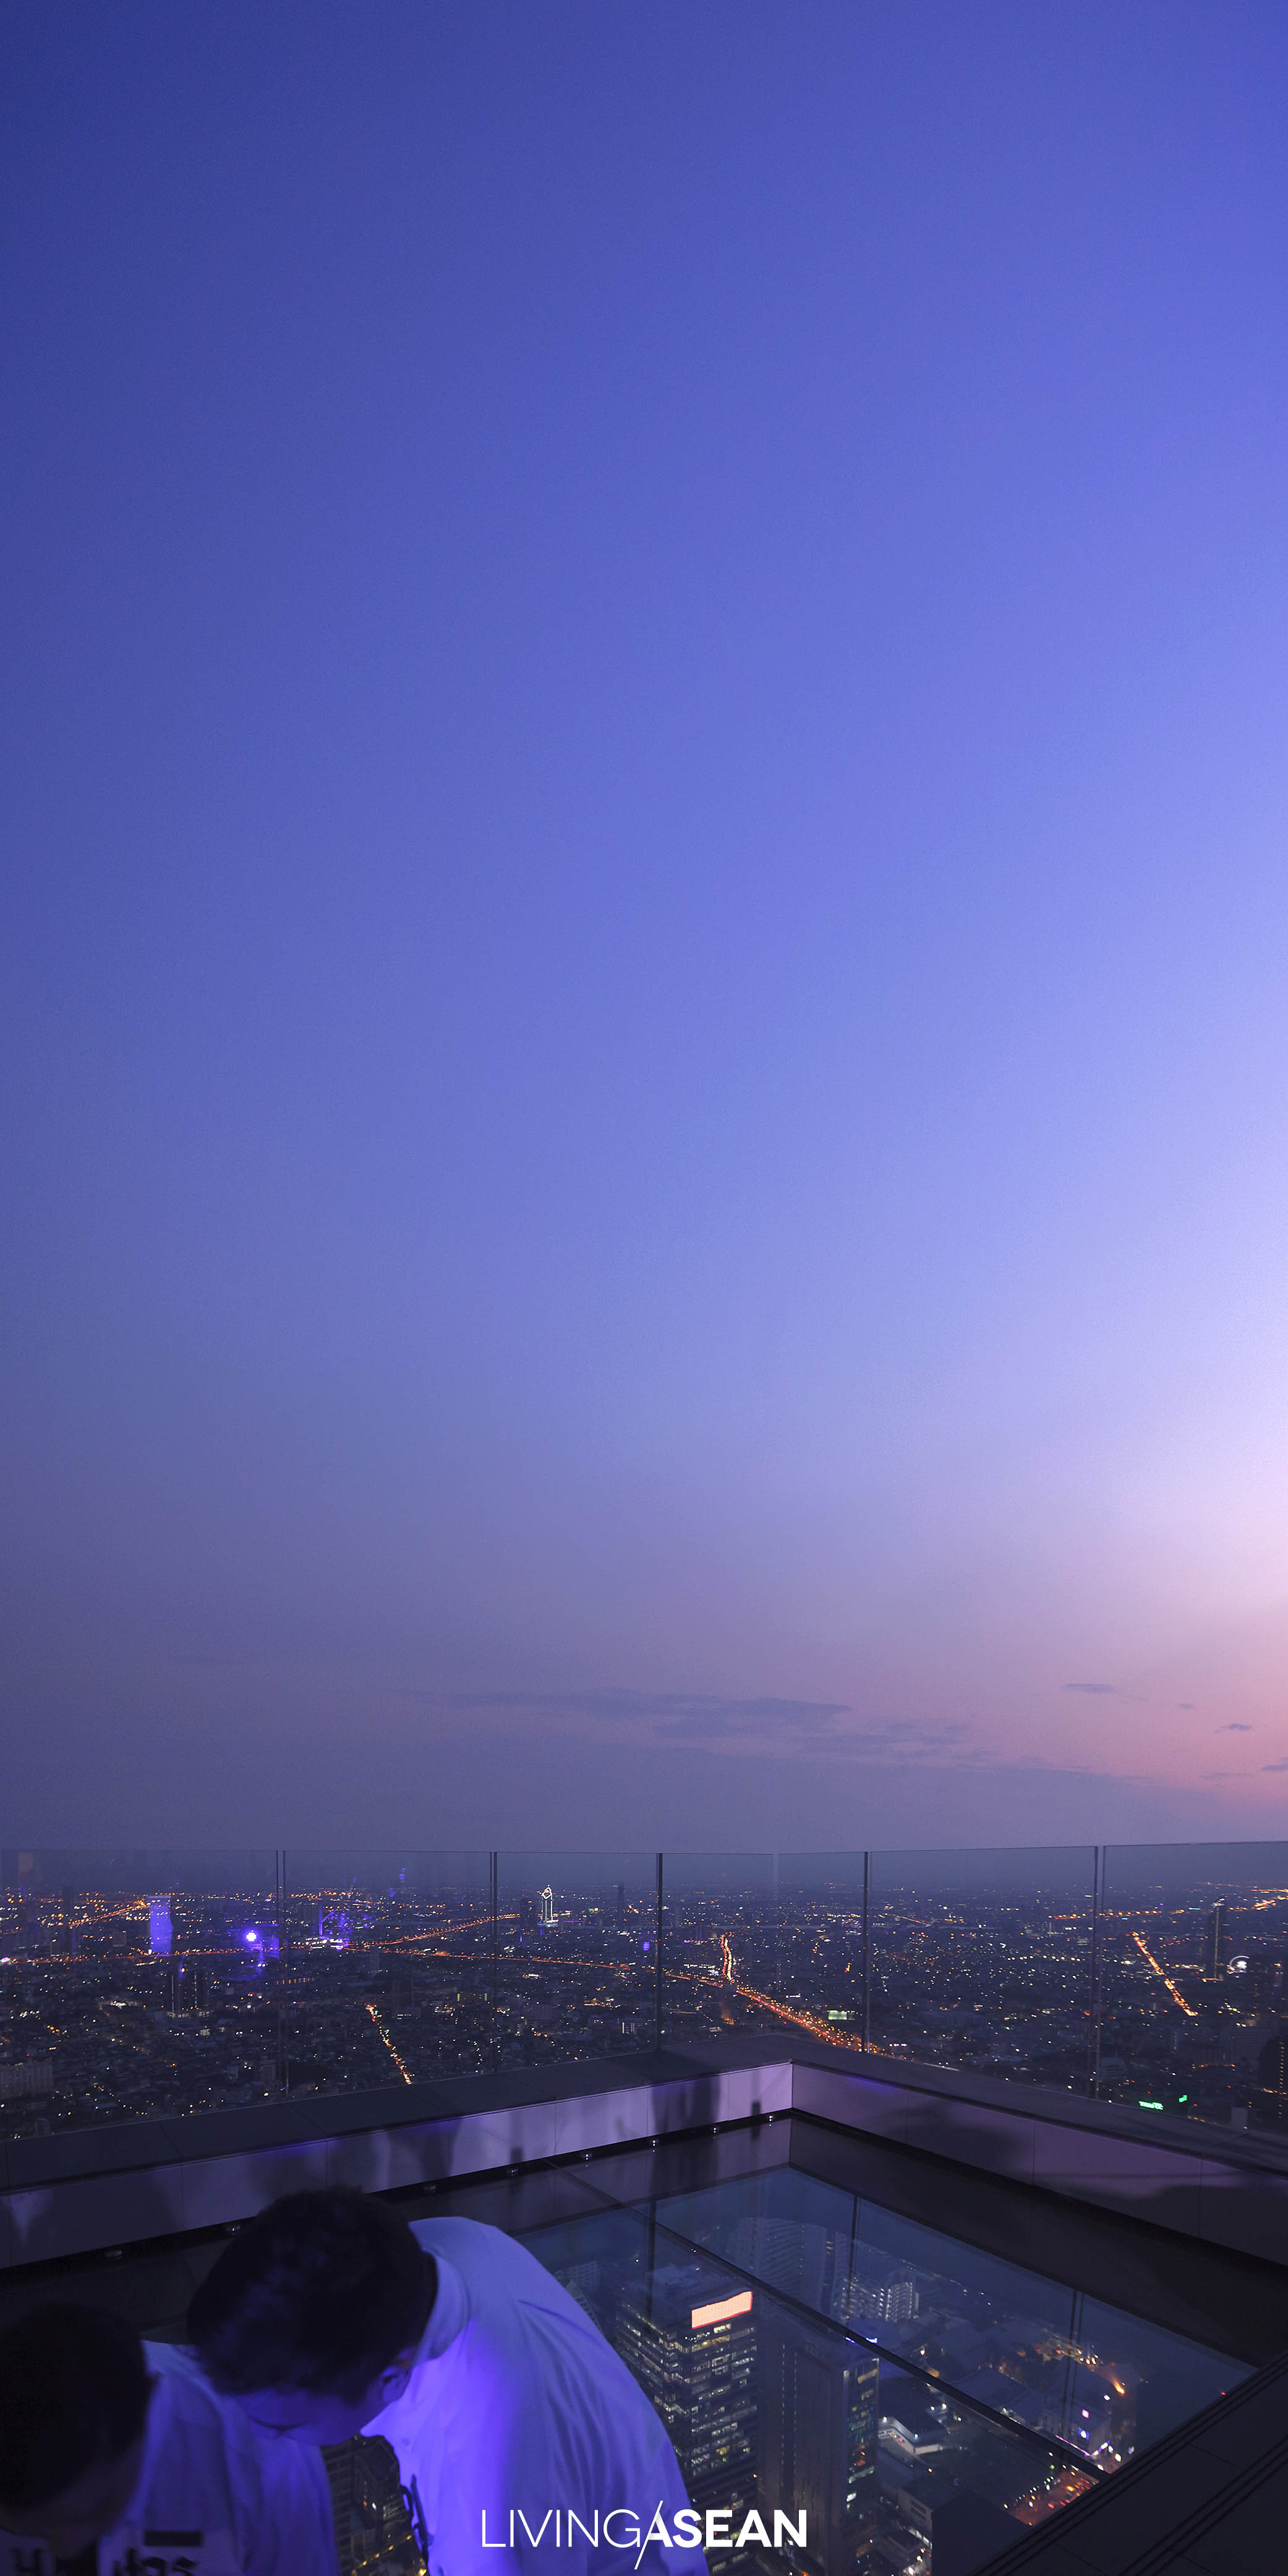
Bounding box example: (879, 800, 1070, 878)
(4, 1843, 1288, 2575)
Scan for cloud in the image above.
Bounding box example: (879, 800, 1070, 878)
(440, 1687, 975, 1763)
(1217, 1723, 1253, 1732)
(1064, 1682, 1117, 1695)
(1262, 1760, 1288, 1773)
(446, 1687, 850, 1734)
(1179, 1702, 1195, 1710)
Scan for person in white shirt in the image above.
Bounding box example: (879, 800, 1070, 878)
(188, 2188, 707, 2576)
(0, 2302, 336, 2576)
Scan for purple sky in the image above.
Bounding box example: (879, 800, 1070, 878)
(4, 4, 1288, 1849)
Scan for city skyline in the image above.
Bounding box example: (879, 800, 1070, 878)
(5, 5, 1288, 1847)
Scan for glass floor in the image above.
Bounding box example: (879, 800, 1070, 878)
(0, 2115, 1273, 2576)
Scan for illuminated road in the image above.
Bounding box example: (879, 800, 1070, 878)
(729, 1977, 866, 2053)
(364, 2000, 414, 2082)
(1128, 1927, 1198, 2019)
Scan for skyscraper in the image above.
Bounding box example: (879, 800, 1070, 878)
(1205, 1901, 1228, 1979)
(759, 2306, 879, 2575)
(615, 2264, 758, 2525)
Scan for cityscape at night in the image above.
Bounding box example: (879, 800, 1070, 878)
(4, 1850, 1287, 2147)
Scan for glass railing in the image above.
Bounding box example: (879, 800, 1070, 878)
(2, 1842, 1287, 2150)
(494, 1852, 659, 2066)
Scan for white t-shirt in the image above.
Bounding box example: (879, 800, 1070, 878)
(0, 2339, 336, 2576)
(364, 2218, 706, 2576)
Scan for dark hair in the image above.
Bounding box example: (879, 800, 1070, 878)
(0, 2304, 151, 2512)
(187, 2188, 435, 2400)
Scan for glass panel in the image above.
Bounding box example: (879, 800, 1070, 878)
(868, 1847, 1097, 2093)
(662, 1854, 782, 2045)
(281, 1851, 494, 2092)
(0, 1847, 276, 2135)
(516, 2191, 1080, 2574)
(1098, 1842, 1288, 2135)
(495, 1852, 658, 2066)
(639, 2163, 1240, 2463)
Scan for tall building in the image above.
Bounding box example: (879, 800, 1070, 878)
(759, 2304, 879, 2575)
(540, 1886, 557, 1929)
(1205, 1902, 1227, 1979)
(616, 1881, 626, 1930)
(615, 2264, 758, 2526)
(324, 2437, 420, 2575)
(839, 2264, 920, 2327)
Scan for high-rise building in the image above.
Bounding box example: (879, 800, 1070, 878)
(540, 1886, 557, 1930)
(324, 2436, 420, 2574)
(1205, 1902, 1227, 1979)
(616, 1882, 626, 1930)
(840, 2264, 920, 2327)
(759, 2305, 879, 2574)
(615, 2264, 758, 2525)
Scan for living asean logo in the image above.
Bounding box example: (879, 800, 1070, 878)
(480, 2505, 806, 2561)
(480, 2288, 806, 2565)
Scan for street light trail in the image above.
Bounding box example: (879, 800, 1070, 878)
(364, 2000, 414, 2082)
(1129, 1928, 1197, 2018)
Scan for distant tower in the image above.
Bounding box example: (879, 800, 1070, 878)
(1206, 1901, 1228, 1979)
(616, 1881, 626, 1930)
(540, 1885, 557, 1930)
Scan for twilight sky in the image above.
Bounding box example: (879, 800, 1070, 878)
(4, 2, 1288, 1849)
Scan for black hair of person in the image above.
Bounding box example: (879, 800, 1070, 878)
(187, 2187, 437, 2401)
(0, 2304, 151, 2513)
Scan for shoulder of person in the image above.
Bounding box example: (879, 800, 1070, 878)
(409, 2214, 506, 2251)
(142, 2343, 288, 2466)
(141, 2342, 331, 2536)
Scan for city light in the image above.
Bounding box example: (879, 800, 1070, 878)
(690, 2290, 753, 2330)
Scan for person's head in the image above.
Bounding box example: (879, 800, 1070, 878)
(187, 2187, 436, 2444)
(0, 2303, 154, 2559)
